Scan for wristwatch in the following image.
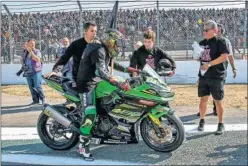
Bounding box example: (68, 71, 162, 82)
(208, 63, 212, 67)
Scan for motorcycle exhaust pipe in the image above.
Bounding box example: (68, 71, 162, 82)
(43, 104, 81, 134)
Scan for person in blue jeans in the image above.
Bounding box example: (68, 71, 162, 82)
(23, 39, 46, 105)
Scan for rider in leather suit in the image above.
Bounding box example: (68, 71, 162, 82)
(76, 29, 140, 160)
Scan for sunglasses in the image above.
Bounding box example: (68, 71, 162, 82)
(203, 29, 213, 32)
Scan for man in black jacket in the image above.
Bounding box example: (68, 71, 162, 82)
(130, 30, 176, 77)
(76, 29, 140, 160)
(49, 22, 97, 84)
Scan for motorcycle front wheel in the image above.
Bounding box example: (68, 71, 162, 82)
(140, 113, 185, 152)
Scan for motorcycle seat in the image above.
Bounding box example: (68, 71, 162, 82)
(45, 75, 70, 84)
(62, 81, 79, 97)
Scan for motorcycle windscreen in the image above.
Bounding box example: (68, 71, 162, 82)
(143, 64, 168, 87)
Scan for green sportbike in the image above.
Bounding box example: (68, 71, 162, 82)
(37, 64, 185, 152)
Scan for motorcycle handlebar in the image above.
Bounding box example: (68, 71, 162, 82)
(126, 75, 144, 87)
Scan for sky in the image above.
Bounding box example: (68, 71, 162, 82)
(0, 0, 246, 14)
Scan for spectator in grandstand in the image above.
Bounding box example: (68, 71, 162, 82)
(1, 8, 246, 63)
(50, 38, 60, 61)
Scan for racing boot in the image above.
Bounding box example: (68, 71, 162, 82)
(77, 136, 94, 161)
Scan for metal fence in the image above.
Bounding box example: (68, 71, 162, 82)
(1, 1, 248, 63)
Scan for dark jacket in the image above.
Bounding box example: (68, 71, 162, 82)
(76, 42, 127, 93)
(53, 38, 88, 81)
(130, 45, 176, 71)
